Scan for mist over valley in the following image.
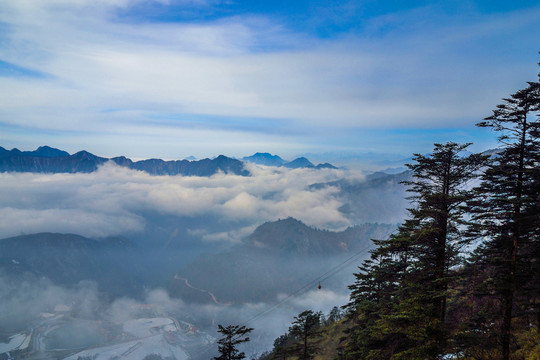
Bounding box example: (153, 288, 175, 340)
(0, 147, 408, 359)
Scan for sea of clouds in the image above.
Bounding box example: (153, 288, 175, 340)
(0, 162, 386, 357)
(0, 162, 362, 240)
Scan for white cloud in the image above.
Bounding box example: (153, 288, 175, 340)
(0, 162, 355, 239)
(1, 0, 538, 151)
(0, 207, 144, 238)
(287, 288, 349, 313)
(187, 224, 258, 243)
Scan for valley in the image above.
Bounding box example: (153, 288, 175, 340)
(1, 300, 210, 360)
(0, 147, 409, 359)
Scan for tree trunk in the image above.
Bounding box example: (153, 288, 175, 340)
(502, 115, 527, 360)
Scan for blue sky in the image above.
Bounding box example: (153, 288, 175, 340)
(0, 0, 538, 165)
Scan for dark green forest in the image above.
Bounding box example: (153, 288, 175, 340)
(251, 59, 540, 360)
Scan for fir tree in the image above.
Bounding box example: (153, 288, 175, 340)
(214, 324, 253, 360)
(345, 234, 411, 359)
(468, 61, 540, 360)
(347, 142, 485, 359)
(289, 310, 322, 360)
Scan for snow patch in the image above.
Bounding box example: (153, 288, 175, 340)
(0, 333, 31, 354)
(63, 334, 189, 360)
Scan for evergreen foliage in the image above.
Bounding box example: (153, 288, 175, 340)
(261, 308, 346, 360)
(256, 56, 539, 360)
(345, 142, 486, 359)
(288, 310, 323, 360)
(340, 56, 539, 360)
(463, 58, 540, 360)
(214, 324, 253, 360)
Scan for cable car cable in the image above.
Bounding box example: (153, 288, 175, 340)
(190, 242, 377, 358)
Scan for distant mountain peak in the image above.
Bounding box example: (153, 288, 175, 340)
(315, 162, 338, 169)
(283, 157, 315, 169)
(33, 146, 69, 157)
(73, 150, 97, 158)
(242, 152, 337, 170)
(245, 217, 341, 256)
(242, 152, 285, 166)
(0, 146, 9, 157)
(253, 152, 280, 158)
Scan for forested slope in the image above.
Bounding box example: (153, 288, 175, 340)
(255, 57, 540, 360)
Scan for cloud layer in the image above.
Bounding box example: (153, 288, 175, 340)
(0, 162, 356, 239)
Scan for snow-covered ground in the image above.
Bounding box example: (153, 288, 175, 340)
(0, 333, 31, 354)
(2, 308, 206, 360)
(63, 333, 189, 360)
(123, 317, 176, 338)
(63, 317, 189, 360)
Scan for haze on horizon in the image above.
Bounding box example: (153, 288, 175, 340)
(1, 0, 539, 162)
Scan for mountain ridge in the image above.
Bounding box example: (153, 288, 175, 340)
(0, 146, 338, 174)
(242, 152, 337, 169)
(0, 146, 250, 176)
(170, 218, 396, 303)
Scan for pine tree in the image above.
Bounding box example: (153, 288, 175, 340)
(347, 142, 485, 359)
(271, 333, 293, 360)
(327, 306, 344, 324)
(467, 62, 540, 360)
(345, 233, 412, 359)
(451, 243, 503, 359)
(214, 324, 253, 360)
(289, 310, 322, 360)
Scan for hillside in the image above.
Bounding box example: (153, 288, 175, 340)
(256, 308, 353, 360)
(0, 233, 145, 297)
(170, 218, 395, 304)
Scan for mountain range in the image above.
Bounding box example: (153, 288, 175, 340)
(0, 146, 250, 176)
(242, 152, 337, 169)
(0, 146, 337, 175)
